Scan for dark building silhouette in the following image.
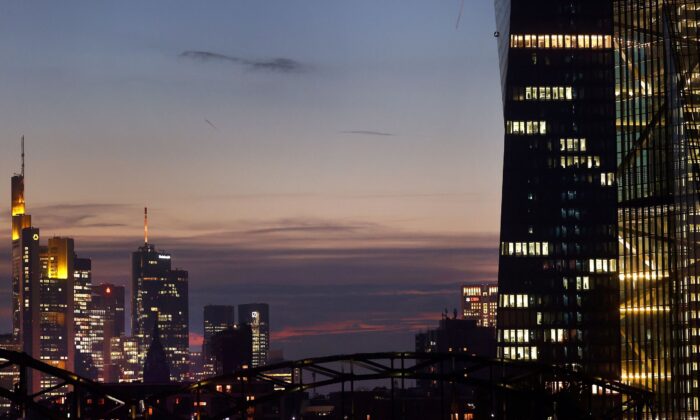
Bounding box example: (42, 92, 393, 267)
(203, 305, 234, 361)
(132, 209, 189, 381)
(415, 317, 496, 390)
(210, 325, 253, 375)
(143, 320, 170, 384)
(238, 303, 269, 367)
(494, 0, 620, 384)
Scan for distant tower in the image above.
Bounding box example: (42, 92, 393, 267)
(238, 304, 270, 367)
(143, 319, 170, 384)
(132, 210, 189, 381)
(11, 136, 32, 340)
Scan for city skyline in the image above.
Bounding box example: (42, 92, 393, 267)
(0, 0, 502, 361)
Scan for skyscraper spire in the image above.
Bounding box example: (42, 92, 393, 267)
(21, 136, 24, 178)
(144, 207, 148, 245)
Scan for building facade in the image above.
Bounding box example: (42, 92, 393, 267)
(132, 225, 189, 381)
(494, 0, 620, 382)
(461, 284, 498, 328)
(238, 303, 270, 367)
(91, 283, 125, 382)
(615, 0, 700, 415)
(73, 257, 95, 378)
(203, 305, 235, 361)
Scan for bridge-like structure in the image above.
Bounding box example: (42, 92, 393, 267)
(0, 350, 655, 419)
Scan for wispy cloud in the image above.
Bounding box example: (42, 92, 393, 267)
(179, 50, 304, 73)
(341, 130, 394, 137)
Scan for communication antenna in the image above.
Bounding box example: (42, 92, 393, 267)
(144, 207, 149, 245)
(21, 136, 25, 177)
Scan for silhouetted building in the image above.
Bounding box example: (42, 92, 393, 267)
(615, 1, 700, 415)
(415, 317, 496, 391)
(494, 0, 620, 383)
(143, 320, 170, 384)
(132, 209, 189, 381)
(461, 284, 498, 328)
(210, 325, 252, 375)
(238, 303, 269, 367)
(11, 138, 31, 341)
(203, 305, 234, 361)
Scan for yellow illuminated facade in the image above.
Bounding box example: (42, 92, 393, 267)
(616, 0, 700, 416)
(461, 284, 498, 328)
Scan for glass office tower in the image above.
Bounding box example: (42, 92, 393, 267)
(494, 0, 620, 382)
(615, 0, 700, 416)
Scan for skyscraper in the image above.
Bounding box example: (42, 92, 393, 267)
(494, 0, 620, 383)
(203, 305, 235, 361)
(238, 303, 270, 367)
(11, 138, 31, 341)
(461, 284, 498, 328)
(74, 257, 95, 378)
(615, 0, 700, 415)
(91, 283, 125, 382)
(132, 209, 189, 381)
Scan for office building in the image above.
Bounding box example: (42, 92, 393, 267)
(132, 209, 189, 381)
(615, 0, 700, 415)
(73, 257, 95, 378)
(461, 284, 498, 328)
(494, 0, 620, 382)
(203, 305, 235, 361)
(238, 303, 270, 367)
(209, 325, 253, 375)
(11, 138, 31, 341)
(91, 284, 125, 382)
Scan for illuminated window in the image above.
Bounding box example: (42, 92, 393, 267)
(559, 138, 587, 152)
(501, 241, 550, 256)
(521, 86, 573, 101)
(500, 294, 529, 308)
(589, 259, 617, 273)
(601, 172, 615, 186)
(506, 121, 547, 135)
(510, 34, 612, 49)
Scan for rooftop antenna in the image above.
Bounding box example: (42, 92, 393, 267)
(21, 136, 25, 177)
(144, 207, 148, 245)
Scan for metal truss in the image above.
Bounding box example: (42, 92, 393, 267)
(149, 352, 655, 420)
(0, 349, 125, 419)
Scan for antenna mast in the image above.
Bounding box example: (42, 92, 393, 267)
(21, 136, 25, 177)
(144, 207, 148, 245)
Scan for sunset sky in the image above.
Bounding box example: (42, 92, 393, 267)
(0, 0, 502, 359)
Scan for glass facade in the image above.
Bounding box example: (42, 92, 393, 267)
(615, 0, 700, 416)
(132, 244, 189, 381)
(238, 303, 270, 368)
(495, 0, 620, 383)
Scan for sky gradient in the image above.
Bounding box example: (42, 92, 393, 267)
(0, 1, 502, 360)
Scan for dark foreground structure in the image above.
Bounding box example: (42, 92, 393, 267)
(0, 349, 653, 419)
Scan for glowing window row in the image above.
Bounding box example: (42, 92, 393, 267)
(502, 346, 538, 360)
(500, 294, 529, 308)
(589, 258, 617, 273)
(601, 172, 615, 186)
(547, 329, 566, 342)
(524, 86, 573, 101)
(501, 242, 550, 256)
(502, 329, 529, 343)
(506, 121, 547, 135)
(510, 34, 612, 49)
(560, 138, 586, 152)
(559, 155, 601, 169)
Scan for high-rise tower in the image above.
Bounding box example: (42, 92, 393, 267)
(615, 0, 700, 415)
(11, 137, 32, 340)
(238, 303, 269, 367)
(494, 0, 620, 384)
(132, 209, 189, 381)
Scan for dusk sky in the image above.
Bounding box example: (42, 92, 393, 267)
(0, 1, 502, 360)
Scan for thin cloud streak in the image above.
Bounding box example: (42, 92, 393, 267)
(341, 130, 394, 137)
(179, 50, 304, 73)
